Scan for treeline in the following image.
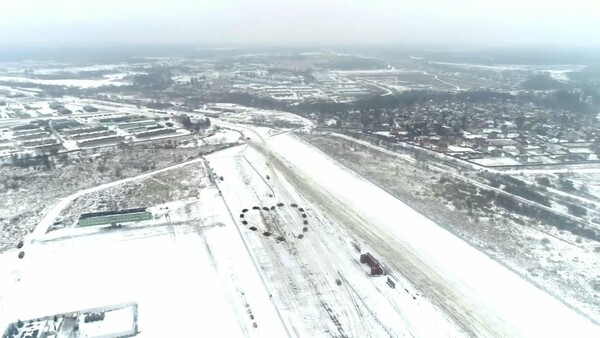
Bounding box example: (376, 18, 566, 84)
(521, 74, 567, 90)
(214, 88, 594, 125)
(476, 173, 597, 240)
(482, 189, 598, 241)
(175, 114, 211, 131)
(484, 174, 550, 206)
(438, 174, 596, 240)
(216, 90, 515, 115)
(353, 90, 514, 111)
(9, 153, 55, 170)
(517, 90, 594, 114)
(132, 68, 173, 90)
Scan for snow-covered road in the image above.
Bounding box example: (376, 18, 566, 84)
(207, 144, 463, 337)
(4, 120, 598, 337)
(237, 128, 599, 337)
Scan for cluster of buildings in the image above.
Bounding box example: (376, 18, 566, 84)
(2, 303, 138, 338)
(180, 61, 383, 103)
(360, 100, 599, 167)
(226, 70, 377, 102)
(0, 101, 189, 159)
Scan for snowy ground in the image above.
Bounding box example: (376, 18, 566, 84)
(0, 204, 285, 337)
(472, 157, 522, 166)
(0, 138, 235, 251)
(302, 133, 600, 323)
(229, 127, 599, 337)
(0, 157, 287, 337)
(0, 75, 128, 88)
(51, 161, 210, 230)
(207, 145, 461, 337)
(217, 107, 313, 128)
(2, 123, 599, 337)
(202, 129, 243, 145)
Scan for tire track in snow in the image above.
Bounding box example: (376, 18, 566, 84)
(234, 153, 372, 337)
(263, 141, 508, 337)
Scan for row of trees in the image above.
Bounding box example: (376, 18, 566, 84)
(175, 114, 211, 132)
(9, 153, 55, 169)
(132, 68, 173, 90)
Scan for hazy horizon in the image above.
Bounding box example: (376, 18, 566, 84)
(2, 0, 599, 49)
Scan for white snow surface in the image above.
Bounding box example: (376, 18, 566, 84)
(258, 131, 599, 337)
(202, 129, 242, 145)
(79, 307, 135, 337)
(472, 157, 521, 166)
(0, 76, 127, 88)
(2, 122, 599, 337)
(0, 183, 287, 338)
(206, 144, 463, 337)
(30, 158, 206, 240)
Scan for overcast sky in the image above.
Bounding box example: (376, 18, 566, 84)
(1, 0, 599, 48)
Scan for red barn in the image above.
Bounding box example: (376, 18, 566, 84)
(360, 252, 384, 276)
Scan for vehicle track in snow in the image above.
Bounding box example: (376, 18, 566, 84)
(221, 152, 377, 337)
(258, 137, 514, 337)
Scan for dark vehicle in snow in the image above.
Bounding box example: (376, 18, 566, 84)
(360, 252, 384, 276)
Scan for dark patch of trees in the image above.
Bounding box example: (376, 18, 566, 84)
(215, 92, 286, 111)
(481, 189, 598, 241)
(503, 184, 550, 206)
(518, 90, 591, 114)
(132, 68, 173, 89)
(521, 74, 567, 90)
(216, 90, 515, 119)
(175, 114, 211, 132)
(558, 178, 575, 191)
(500, 175, 526, 187)
(536, 176, 551, 187)
(82, 105, 98, 112)
(27, 70, 109, 80)
(329, 57, 387, 70)
(566, 203, 587, 217)
(484, 174, 549, 205)
(6, 323, 18, 337)
(10, 153, 54, 170)
(146, 101, 174, 110)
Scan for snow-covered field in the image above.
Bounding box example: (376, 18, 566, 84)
(243, 129, 599, 336)
(0, 75, 128, 88)
(202, 129, 242, 145)
(471, 157, 522, 166)
(207, 145, 461, 337)
(0, 137, 235, 251)
(429, 62, 585, 73)
(0, 164, 287, 337)
(301, 133, 600, 323)
(0, 63, 135, 89)
(218, 107, 313, 128)
(1, 124, 598, 337)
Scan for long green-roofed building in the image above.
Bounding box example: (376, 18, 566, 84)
(78, 208, 152, 227)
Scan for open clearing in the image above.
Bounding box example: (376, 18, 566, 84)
(300, 133, 600, 322)
(0, 159, 287, 337)
(1, 126, 598, 337)
(237, 127, 599, 337)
